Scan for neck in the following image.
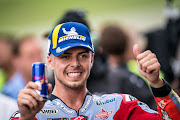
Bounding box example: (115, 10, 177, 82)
(52, 82, 87, 112)
(4, 64, 16, 81)
(107, 54, 125, 69)
(22, 73, 32, 84)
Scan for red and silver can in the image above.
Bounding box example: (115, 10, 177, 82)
(32, 62, 48, 101)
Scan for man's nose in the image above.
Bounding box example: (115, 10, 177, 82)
(70, 57, 80, 67)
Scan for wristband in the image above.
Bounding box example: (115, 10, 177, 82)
(151, 79, 171, 97)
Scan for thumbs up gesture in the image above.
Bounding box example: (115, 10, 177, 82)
(133, 44, 164, 88)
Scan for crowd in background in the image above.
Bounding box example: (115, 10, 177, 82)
(0, 6, 180, 119)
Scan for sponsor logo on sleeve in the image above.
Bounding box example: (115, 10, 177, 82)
(161, 109, 172, 120)
(158, 100, 166, 109)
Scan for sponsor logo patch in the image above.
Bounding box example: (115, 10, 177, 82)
(158, 100, 166, 109)
(80, 96, 91, 113)
(48, 118, 68, 120)
(58, 27, 86, 43)
(54, 100, 75, 114)
(161, 109, 172, 120)
(40, 108, 59, 115)
(71, 116, 87, 120)
(96, 98, 115, 105)
(56, 46, 70, 53)
(95, 109, 113, 119)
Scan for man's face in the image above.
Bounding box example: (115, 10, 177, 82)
(18, 39, 42, 81)
(48, 47, 94, 89)
(0, 39, 13, 68)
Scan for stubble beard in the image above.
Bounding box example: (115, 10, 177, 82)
(55, 72, 87, 90)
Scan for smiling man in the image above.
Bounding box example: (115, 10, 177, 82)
(10, 22, 180, 120)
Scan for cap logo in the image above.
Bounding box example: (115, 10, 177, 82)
(62, 27, 78, 35)
(56, 46, 71, 53)
(58, 27, 86, 43)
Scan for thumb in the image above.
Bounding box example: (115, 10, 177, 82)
(133, 44, 140, 58)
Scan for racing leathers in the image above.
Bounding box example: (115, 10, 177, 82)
(10, 80, 180, 120)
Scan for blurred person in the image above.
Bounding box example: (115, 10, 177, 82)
(2, 35, 43, 100)
(0, 34, 17, 92)
(0, 93, 18, 119)
(145, 1, 180, 84)
(56, 9, 91, 31)
(10, 22, 180, 120)
(16, 35, 43, 84)
(88, 24, 159, 109)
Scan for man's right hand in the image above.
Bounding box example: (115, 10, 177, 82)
(17, 81, 52, 120)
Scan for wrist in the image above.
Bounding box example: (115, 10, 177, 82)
(151, 79, 171, 97)
(149, 78, 164, 88)
(19, 115, 35, 120)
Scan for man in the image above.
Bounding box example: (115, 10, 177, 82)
(88, 24, 157, 110)
(16, 36, 43, 84)
(10, 22, 180, 120)
(2, 36, 43, 100)
(0, 35, 17, 93)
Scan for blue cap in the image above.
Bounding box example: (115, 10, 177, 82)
(48, 22, 94, 56)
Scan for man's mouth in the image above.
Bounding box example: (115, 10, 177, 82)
(67, 72, 82, 77)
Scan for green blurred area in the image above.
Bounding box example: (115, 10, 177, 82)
(0, 0, 179, 37)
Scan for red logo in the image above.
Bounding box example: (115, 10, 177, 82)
(71, 116, 86, 120)
(95, 109, 113, 119)
(158, 100, 166, 109)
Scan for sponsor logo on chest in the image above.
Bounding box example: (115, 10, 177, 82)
(95, 109, 113, 119)
(96, 98, 115, 105)
(40, 108, 59, 115)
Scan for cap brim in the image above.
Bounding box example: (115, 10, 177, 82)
(51, 43, 94, 57)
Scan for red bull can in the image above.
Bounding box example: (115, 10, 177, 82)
(32, 62, 48, 101)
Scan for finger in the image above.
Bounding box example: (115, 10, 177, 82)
(20, 92, 38, 108)
(133, 44, 140, 58)
(141, 58, 158, 73)
(18, 98, 34, 110)
(25, 81, 42, 91)
(22, 88, 43, 102)
(47, 83, 52, 95)
(136, 50, 152, 62)
(146, 62, 161, 73)
(18, 90, 35, 109)
(139, 53, 157, 68)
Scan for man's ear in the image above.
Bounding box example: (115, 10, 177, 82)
(47, 55, 54, 70)
(90, 53, 94, 68)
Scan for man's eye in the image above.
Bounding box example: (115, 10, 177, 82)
(80, 54, 88, 58)
(61, 56, 69, 59)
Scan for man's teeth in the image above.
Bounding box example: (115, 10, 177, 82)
(68, 73, 81, 77)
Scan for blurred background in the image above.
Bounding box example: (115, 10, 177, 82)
(0, 0, 180, 118)
(0, 0, 179, 36)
